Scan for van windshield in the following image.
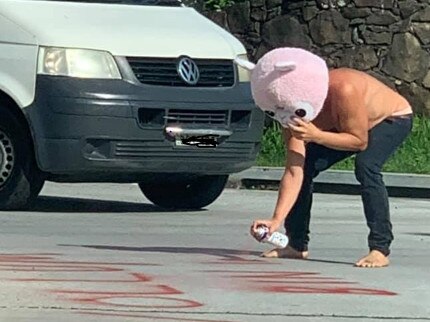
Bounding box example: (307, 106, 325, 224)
(35, 0, 183, 6)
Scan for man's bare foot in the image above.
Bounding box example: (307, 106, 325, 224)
(355, 250, 389, 268)
(261, 245, 309, 259)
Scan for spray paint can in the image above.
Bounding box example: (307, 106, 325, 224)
(255, 225, 289, 249)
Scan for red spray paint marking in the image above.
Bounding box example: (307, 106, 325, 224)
(9, 272, 152, 283)
(0, 263, 123, 272)
(78, 311, 236, 322)
(202, 270, 315, 274)
(229, 272, 340, 279)
(263, 285, 397, 296)
(0, 253, 156, 273)
(0, 254, 158, 273)
(203, 270, 344, 281)
(47, 274, 201, 309)
(0, 255, 159, 266)
(71, 294, 203, 309)
(204, 270, 397, 296)
(0, 253, 204, 311)
(51, 284, 182, 296)
(254, 281, 358, 285)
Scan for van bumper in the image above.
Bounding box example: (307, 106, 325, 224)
(24, 76, 264, 182)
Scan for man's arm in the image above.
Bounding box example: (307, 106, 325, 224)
(251, 129, 306, 234)
(316, 83, 368, 151)
(272, 130, 306, 224)
(290, 83, 369, 151)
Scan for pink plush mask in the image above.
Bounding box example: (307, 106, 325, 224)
(235, 47, 329, 128)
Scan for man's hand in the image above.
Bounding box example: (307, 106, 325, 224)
(250, 218, 283, 241)
(288, 118, 322, 143)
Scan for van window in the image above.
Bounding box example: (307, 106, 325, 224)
(31, 0, 183, 6)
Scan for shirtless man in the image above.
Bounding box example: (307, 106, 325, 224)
(251, 68, 413, 268)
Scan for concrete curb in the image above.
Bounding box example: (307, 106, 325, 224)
(228, 167, 430, 199)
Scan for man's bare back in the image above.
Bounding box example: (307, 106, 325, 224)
(313, 68, 412, 133)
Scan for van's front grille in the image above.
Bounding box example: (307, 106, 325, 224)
(127, 57, 235, 87)
(138, 108, 251, 129)
(165, 109, 228, 125)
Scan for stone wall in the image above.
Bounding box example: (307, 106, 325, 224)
(192, 0, 430, 115)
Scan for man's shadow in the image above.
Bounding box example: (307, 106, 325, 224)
(61, 244, 355, 265)
(28, 196, 203, 213)
(62, 244, 262, 259)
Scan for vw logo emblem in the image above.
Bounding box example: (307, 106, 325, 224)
(177, 57, 200, 85)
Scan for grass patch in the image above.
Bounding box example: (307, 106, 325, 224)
(257, 116, 430, 174)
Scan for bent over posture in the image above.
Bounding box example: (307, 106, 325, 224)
(236, 48, 413, 268)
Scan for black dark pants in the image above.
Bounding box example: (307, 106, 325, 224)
(285, 116, 413, 256)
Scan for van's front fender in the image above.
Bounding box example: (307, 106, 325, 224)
(0, 43, 38, 108)
(0, 12, 38, 108)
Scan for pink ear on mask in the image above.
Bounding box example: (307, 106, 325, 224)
(274, 61, 296, 72)
(246, 47, 329, 125)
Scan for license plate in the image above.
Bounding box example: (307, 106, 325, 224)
(174, 135, 219, 148)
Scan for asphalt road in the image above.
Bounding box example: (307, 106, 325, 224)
(0, 182, 429, 322)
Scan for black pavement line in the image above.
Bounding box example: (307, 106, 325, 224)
(3, 307, 429, 321)
(76, 309, 430, 320)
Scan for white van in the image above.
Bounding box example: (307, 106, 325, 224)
(0, 0, 264, 210)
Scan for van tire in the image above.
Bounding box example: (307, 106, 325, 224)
(0, 105, 44, 210)
(139, 175, 228, 210)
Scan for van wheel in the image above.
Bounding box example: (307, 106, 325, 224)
(0, 106, 44, 210)
(138, 175, 228, 210)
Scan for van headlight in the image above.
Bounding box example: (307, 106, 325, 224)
(236, 54, 251, 82)
(37, 47, 121, 79)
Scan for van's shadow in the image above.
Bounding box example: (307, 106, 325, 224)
(31, 196, 202, 213)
